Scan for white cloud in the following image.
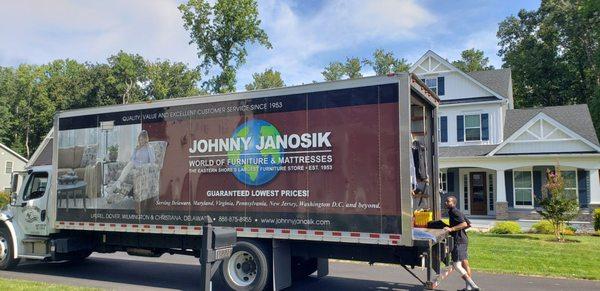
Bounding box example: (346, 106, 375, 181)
(0, 0, 199, 66)
(0, 0, 436, 89)
(238, 0, 436, 87)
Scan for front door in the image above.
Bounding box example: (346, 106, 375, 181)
(469, 172, 487, 215)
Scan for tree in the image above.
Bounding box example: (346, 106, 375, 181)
(322, 57, 363, 81)
(0, 67, 16, 145)
(365, 48, 411, 75)
(244, 68, 284, 91)
(42, 59, 95, 110)
(8, 65, 55, 157)
(451, 48, 494, 72)
(498, 1, 600, 135)
(107, 51, 148, 104)
(179, 0, 271, 93)
(322, 61, 346, 81)
(537, 168, 579, 242)
(344, 57, 363, 79)
(146, 60, 202, 99)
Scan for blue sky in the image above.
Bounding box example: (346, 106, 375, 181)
(0, 0, 540, 90)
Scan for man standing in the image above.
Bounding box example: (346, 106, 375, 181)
(444, 196, 480, 291)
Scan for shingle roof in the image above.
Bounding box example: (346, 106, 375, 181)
(467, 69, 511, 100)
(439, 145, 498, 157)
(504, 104, 600, 146)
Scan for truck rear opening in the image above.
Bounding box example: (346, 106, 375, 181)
(3, 74, 451, 290)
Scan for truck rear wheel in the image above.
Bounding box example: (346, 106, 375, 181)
(0, 228, 20, 270)
(222, 240, 271, 291)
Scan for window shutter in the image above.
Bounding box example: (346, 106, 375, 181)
(457, 116, 464, 142)
(578, 170, 588, 208)
(437, 77, 445, 96)
(481, 113, 489, 141)
(440, 116, 448, 142)
(506, 170, 514, 207)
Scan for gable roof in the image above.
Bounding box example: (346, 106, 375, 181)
(504, 104, 599, 147)
(467, 68, 512, 100)
(0, 143, 28, 163)
(410, 50, 510, 102)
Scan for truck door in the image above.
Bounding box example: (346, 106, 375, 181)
(14, 171, 50, 236)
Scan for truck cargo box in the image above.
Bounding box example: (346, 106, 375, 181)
(50, 74, 440, 247)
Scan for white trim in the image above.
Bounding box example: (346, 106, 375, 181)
(512, 168, 534, 209)
(54, 222, 406, 246)
(440, 99, 506, 108)
(409, 50, 506, 100)
(488, 112, 600, 156)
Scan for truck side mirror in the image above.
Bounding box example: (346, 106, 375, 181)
(9, 173, 19, 206)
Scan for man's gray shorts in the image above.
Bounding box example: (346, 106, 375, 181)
(451, 243, 468, 262)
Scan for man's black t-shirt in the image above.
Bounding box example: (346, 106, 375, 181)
(448, 207, 468, 244)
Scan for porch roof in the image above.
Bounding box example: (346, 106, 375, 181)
(439, 145, 497, 157)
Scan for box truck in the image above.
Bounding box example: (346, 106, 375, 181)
(0, 73, 452, 290)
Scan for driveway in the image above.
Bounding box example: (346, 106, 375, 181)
(0, 253, 598, 290)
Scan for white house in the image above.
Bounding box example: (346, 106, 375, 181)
(0, 143, 27, 192)
(411, 50, 600, 219)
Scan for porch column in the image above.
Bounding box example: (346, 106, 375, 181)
(496, 170, 506, 202)
(495, 169, 508, 219)
(589, 169, 600, 207)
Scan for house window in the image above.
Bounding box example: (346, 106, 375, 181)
(513, 170, 533, 208)
(440, 171, 447, 192)
(464, 114, 481, 141)
(562, 171, 578, 200)
(424, 78, 438, 94)
(439, 116, 448, 143)
(5, 161, 12, 174)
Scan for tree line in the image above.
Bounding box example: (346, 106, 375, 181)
(0, 0, 599, 159)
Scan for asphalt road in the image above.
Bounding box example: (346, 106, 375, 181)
(0, 252, 599, 291)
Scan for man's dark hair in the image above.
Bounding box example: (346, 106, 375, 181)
(446, 196, 457, 204)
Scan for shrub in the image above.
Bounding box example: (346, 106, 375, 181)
(490, 221, 522, 234)
(594, 208, 600, 231)
(562, 225, 576, 236)
(531, 220, 554, 234)
(531, 220, 576, 235)
(0, 191, 10, 209)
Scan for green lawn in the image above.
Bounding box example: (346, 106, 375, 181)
(0, 277, 99, 291)
(469, 232, 600, 280)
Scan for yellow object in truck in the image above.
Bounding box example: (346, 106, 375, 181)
(414, 210, 433, 228)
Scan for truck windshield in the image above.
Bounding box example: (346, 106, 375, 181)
(23, 172, 49, 201)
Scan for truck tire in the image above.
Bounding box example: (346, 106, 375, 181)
(0, 227, 20, 270)
(291, 257, 318, 281)
(222, 240, 271, 291)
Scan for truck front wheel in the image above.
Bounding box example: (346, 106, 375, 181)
(222, 240, 271, 291)
(0, 227, 20, 270)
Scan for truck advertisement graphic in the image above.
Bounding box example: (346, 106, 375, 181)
(56, 83, 403, 234)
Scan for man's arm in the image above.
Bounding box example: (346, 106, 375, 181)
(444, 222, 468, 233)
